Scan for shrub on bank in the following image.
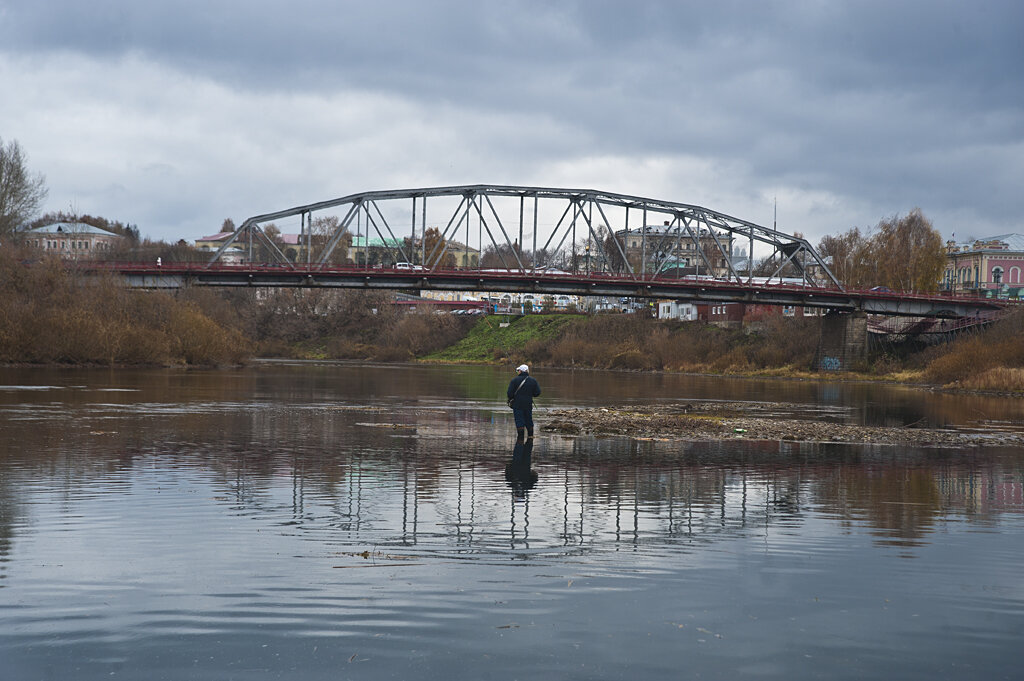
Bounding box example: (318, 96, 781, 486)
(384, 307, 473, 358)
(0, 248, 249, 366)
(166, 303, 249, 365)
(205, 287, 478, 362)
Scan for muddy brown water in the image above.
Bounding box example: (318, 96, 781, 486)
(1, 362, 1023, 680)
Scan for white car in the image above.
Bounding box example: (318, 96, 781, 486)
(394, 262, 425, 271)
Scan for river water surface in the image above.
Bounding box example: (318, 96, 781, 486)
(1, 362, 1023, 680)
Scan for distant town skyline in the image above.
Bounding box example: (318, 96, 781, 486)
(2, 1, 1022, 245)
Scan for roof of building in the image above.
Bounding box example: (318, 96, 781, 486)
(956, 233, 1024, 252)
(617, 225, 728, 238)
(351, 235, 405, 248)
(981, 233, 1024, 251)
(197, 231, 234, 242)
(25, 221, 120, 237)
(444, 240, 478, 251)
(198, 232, 309, 246)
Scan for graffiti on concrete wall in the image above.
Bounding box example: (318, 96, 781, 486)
(820, 356, 842, 371)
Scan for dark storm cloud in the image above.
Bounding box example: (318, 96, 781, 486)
(9, 2, 1021, 107)
(2, 0, 1023, 237)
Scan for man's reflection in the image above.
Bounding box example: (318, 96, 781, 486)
(505, 438, 538, 499)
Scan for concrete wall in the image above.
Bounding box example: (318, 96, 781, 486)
(815, 311, 867, 371)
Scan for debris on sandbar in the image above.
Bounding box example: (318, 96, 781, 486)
(540, 403, 1024, 447)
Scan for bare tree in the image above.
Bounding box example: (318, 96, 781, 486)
(309, 215, 351, 264)
(869, 209, 945, 292)
(480, 243, 520, 269)
(818, 227, 868, 287)
(818, 210, 944, 291)
(0, 138, 48, 238)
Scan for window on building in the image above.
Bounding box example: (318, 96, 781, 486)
(993, 267, 1004, 284)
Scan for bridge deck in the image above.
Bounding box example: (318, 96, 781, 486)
(84, 262, 1007, 319)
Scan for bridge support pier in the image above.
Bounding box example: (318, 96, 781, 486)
(815, 311, 867, 372)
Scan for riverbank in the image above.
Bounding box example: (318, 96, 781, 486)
(541, 402, 1024, 447)
(3, 252, 1021, 388)
(424, 311, 1024, 394)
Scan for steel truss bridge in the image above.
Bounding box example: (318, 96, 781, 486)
(209, 184, 839, 286)
(98, 185, 1006, 319)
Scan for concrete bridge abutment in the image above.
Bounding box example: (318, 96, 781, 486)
(815, 311, 867, 372)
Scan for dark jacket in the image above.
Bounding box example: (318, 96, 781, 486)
(507, 374, 541, 410)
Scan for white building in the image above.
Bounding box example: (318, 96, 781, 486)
(658, 300, 698, 321)
(22, 221, 123, 258)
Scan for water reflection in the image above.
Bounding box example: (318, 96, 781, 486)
(3, 431, 1023, 562)
(505, 438, 538, 499)
(3, 365, 1024, 680)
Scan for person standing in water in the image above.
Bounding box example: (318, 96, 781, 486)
(507, 364, 541, 441)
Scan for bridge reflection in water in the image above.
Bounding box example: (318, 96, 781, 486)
(7, 427, 1012, 563)
(3, 392, 1022, 569)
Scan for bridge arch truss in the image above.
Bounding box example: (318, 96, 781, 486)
(210, 184, 842, 289)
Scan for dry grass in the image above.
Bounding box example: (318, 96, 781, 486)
(951, 367, 1024, 393)
(923, 310, 1024, 386)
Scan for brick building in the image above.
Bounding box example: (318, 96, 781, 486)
(943, 233, 1024, 298)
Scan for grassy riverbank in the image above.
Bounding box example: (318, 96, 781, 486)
(427, 313, 822, 373)
(426, 314, 582, 363)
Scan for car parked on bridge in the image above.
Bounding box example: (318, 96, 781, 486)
(395, 262, 425, 271)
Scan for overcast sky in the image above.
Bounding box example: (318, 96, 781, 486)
(2, 0, 1022, 245)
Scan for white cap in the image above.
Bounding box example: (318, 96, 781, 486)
(516, 364, 529, 373)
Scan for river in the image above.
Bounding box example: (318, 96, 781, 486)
(1, 362, 1023, 680)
